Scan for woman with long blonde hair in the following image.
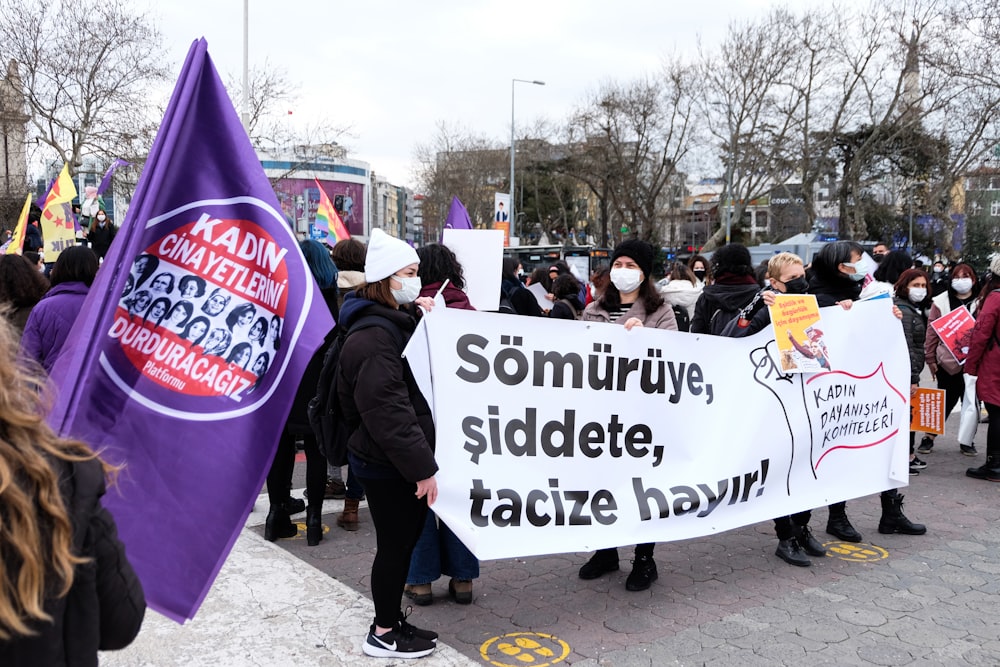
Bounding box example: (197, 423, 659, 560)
(0, 318, 145, 664)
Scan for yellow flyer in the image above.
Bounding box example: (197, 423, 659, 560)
(911, 388, 946, 435)
(769, 294, 828, 373)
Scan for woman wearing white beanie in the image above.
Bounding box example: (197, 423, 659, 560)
(335, 229, 440, 658)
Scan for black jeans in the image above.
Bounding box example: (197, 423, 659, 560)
(357, 474, 429, 628)
(936, 368, 966, 423)
(773, 511, 812, 540)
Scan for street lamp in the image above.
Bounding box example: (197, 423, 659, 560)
(510, 78, 545, 235)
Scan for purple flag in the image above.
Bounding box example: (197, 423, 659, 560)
(49, 39, 333, 622)
(443, 195, 473, 233)
(97, 158, 131, 195)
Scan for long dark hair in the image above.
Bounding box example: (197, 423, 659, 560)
(976, 271, 1000, 313)
(417, 244, 465, 289)
(0, 254, 49, 308)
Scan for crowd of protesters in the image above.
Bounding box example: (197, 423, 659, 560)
(6, 222, 1000, 661)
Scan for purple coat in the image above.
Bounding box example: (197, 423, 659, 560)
(21, 281, 90, 372)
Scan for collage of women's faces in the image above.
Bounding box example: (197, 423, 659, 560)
(120, 254, 282, 382)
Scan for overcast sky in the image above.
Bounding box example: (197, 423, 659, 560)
(156, 1, 860, 189)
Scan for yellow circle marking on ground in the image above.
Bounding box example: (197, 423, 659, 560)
(824, 541, 889, 562)
(480, 632, 571, 667)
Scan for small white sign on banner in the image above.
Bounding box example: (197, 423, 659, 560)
(405, 300, 910, 560)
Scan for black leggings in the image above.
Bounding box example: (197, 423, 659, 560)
(358, 474, 429, 628)
(936, 368, 966, 425)
(985, 402, 1000, 458)
(266, 431, 327, 509)
(773, 511, 812, 540)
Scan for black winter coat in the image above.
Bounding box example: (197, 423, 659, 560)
(894, 297, 927, 384)
(285, 286, 338, 435)
(87, 222, 117, 260)
(335, 295, 438, 483)
(690, 281, 761, 334)
(0, 458, 145, 666)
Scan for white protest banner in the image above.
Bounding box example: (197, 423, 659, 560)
(442, 229, 504, 311)
(406, 300, 910, 560)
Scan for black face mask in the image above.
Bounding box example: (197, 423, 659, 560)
(783, 277, 809, 294)
(873, 253, 885, 264)
(693, 269, 707, 281)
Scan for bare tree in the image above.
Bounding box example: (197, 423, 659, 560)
(412, 121, 507, 241)
(0, 0, 168, 175)
(563, 62, 695, 245)
(697, 9, 807, 249)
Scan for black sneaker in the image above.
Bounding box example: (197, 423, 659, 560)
(625, 555, 658, 591)
(916, 436, 934, 454)
(363, 624, 435, 659)
(910, 456, 927, 470)
(960, 444, 978, 456)
(399, 608, 438, 643)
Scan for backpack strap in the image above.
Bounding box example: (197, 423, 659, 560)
(559, 298, 578, 319)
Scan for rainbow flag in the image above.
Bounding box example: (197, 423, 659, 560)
(39, 163, 78, 261)
(5, 193, 31, 255)
(314, 179, 350, 247)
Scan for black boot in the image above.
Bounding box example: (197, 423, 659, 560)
(625, 554, 658, 591)
(306, 506, 324, 546)
(826, 503, 862, 542)
(878, 491, 926, 535)
(966, 455, 1000, 481)
(796, 525, 827, 557)
(578, 548, 619, 580)
(264, 506, 297, 542)
(775, 538, 811, 566)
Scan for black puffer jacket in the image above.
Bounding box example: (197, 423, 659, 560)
(335, 293, 437, 483)
(285, 286, 338, 435)
(0, 457, 145, 666)
(690, 281, 761, 334)
(894, 297, 927, 384)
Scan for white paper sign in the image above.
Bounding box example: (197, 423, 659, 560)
(441, 229, 503, 311)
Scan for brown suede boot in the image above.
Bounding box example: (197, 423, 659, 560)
(337, 498, 360, 531)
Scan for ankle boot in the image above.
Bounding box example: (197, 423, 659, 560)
(306, 506, 324, 546)
(826, 503, 862, 542)
(966, 455, 1000, 481)
(878, 491, 926, 535)
(337, 498, 360, 531)
(264, 506, 297, 542)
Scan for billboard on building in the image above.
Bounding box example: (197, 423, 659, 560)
(272, 178, 366, 238)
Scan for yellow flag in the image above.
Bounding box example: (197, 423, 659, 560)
(5, 193, 31, 255)
(39, 163, 78, 262)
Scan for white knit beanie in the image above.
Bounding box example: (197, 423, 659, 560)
(991, 255, 1000, 278)
(364, 229, 419, 283)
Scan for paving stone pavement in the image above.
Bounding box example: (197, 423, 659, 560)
(276, 415, 1000, 666)
(104, 408, 1000, 666)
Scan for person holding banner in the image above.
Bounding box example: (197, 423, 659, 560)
(806, 241, 924, 540)
(336, 229, 439, 658)
(403, 244, 480, 606)
(893, 269, 932, 475)
(963, 257, 1000, 482)
(578, 239, 677, 591)
(923, 262, 980, 456)
(0, 318, 146, 663)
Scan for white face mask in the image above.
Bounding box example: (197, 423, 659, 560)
(610, 267, 642, 294)
(96, 214, 107, 222)
(844, 253, 877, 281)
(908, 287, 927, 303)
(391, 275, 422, 305)
(951, 277, 974, 294)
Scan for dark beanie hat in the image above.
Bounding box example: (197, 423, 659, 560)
(611, 239, 655, 278)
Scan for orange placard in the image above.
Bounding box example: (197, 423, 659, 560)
(911, 388, 945, 435)
(494, 221, 510, 247)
